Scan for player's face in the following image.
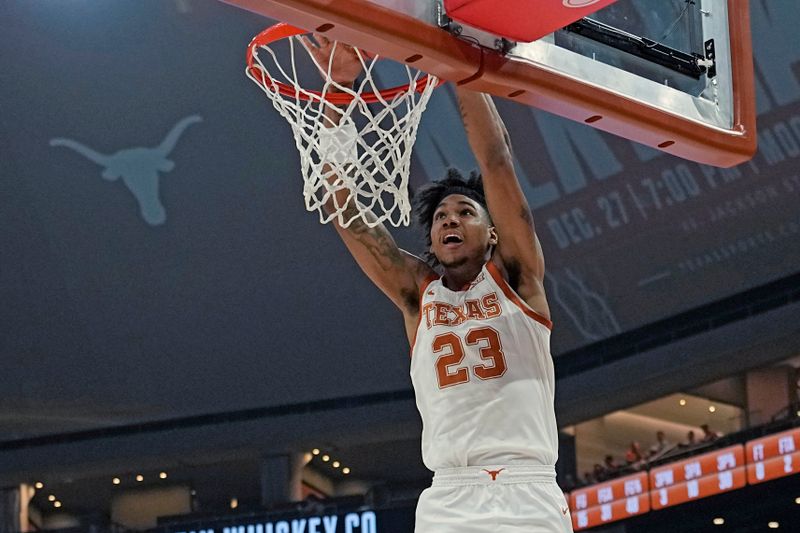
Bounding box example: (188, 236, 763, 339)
(430, 194, 497, 268)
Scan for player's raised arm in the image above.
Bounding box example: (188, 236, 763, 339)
(453, 86, 549, 320)
(299, 34, 432, 318)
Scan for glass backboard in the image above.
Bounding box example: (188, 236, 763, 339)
(221, 0, 756, 167)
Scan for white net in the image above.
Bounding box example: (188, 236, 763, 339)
(247, 31, 439, 228)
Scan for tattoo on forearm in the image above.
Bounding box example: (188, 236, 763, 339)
(343, 203, 405, 272)
(358, 228, 405, 271)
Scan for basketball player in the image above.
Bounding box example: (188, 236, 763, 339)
(301, 34, 573, 533)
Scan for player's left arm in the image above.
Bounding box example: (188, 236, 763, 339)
(454, 86, 550, 320)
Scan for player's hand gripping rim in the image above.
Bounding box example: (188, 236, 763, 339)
(298, 33, 369, 88)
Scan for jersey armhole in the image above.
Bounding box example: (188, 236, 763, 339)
(409, 274, 440, 358)
(486, 261, 553, 330)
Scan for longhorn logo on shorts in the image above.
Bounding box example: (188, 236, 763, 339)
(482, 468, 506, 481)
(563, 0, 602, 7)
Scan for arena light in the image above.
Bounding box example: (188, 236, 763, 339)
(768, 522, 779, 529)
(48, 495, 56, 502)
(679, 399, 686, 406)
(312, 448, 320, 455)
(332, 461, 340, 468)
(54, 501, 62, 508)
(159, 472, 168, 479)
(34, 482, 44, 489)
(230, 497, 239, 509)
(112, 477, 121, 485)
(322, 455, 330, 462)
(795, 496, 800, 504)
(342, 467, 351, 475)
(709, 405, 717, 413)
(713, 517, 724, 525)
(135, 474, 144, 482)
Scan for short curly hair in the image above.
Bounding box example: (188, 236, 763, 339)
(412, 167, 491, 267)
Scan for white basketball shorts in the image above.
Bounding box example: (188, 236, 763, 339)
(415, 464, 574, 533)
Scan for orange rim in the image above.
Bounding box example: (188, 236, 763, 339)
(246, 23, 442, 104)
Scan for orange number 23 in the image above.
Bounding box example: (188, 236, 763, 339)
(433, 327, 507, 388)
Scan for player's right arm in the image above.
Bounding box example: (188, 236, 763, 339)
(300, 34, 434, 321)
(331, 198, 432, 317)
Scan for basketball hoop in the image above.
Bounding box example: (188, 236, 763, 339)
(246, 23, 442, 228)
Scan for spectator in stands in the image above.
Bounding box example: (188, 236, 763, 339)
(593, 463, 608, 482)
(680, 430, 697, 448)
(625, 441, 644, 465)
(701, 424, 720, 442)
(603, 454, 619, 471)
(648, 430, 672, 458)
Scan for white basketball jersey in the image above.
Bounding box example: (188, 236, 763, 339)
(410, 261, 559, 471)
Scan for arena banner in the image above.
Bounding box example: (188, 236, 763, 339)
(570, 471, 649, 521)
(163, 507, 414, 533)
(649, 466, 746, 511)
(648, 445, 745, 511)
(572, 494, 649, 531)
(649, 445, 744, 489)
(746, 427, 800, 484)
